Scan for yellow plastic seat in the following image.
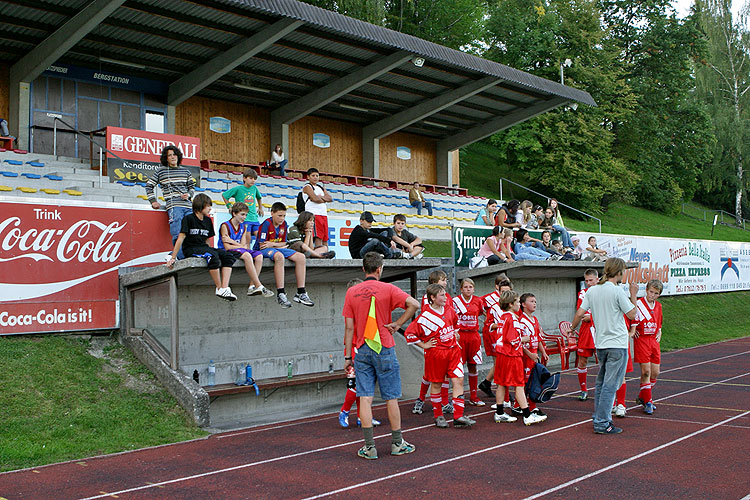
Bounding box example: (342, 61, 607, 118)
(137, 194, 149, 200)
(40, 188, 61, 195)
(63, 189, 82, 196)
(17, 186, 38, 193)
(0, 185, 12, 192)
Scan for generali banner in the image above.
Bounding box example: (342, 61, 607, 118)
(105, 126, 201, 187)
(0, 199, 171, 335)
(451, 225, 750, 296)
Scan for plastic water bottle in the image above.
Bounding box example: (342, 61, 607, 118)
(287, 360, 293, 379)
(207, 360, 216, 386)
(245, 364, 253, 384)
(328, 354, 334, 374)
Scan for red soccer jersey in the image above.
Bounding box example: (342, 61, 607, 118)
(405, 304, 459, 349)
(633, 297, 663, 336)
(576, 287, 596, 350)
(452, 294, 484, 332)
(422, 292, 452, 309)
(481, 291, 501, 335)
(495, 310, 524, 357)
(518, 311, 541, 353)
(342, 279, 409, 349)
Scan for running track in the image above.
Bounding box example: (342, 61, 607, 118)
(1, 338, 748, 500)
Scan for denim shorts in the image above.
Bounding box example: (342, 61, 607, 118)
(354, 344, 402, 400)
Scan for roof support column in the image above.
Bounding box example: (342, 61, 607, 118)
(8, 81, 30, 149)
(269, 123, 289, 167)
(436, 142, 453, 187)
(166, 105, 176, 135)
(362, 137, 379, 178)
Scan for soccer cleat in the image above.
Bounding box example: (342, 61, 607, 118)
(531, 408, 546, 417)
(467, 398, 486, 407)
(260, 286, 275, 298)
(510, 404, 523, 415)
(216, 287, 237, 301)
(412, 399, 424, 414)
(614, 404, 627, 418)
(523, 413, 547, 425)
(338, 410, 350, 428)
(579, 391, 588, 401)
(594, 425, 623, 435)
(293, 292, 315, 307)
(453, 415, 475, 428)
(478, 380, 494, 398)
(644, 401, 654, 415)
(635, 396, 645, 406)
(357, 417, 381, 427)
(493, 412, 517, 423)
(391, 439, 416, 456)
(442, 402, 454, 414)
(277, 292, 292, 308)
(435, 415, 449, 428)
(357, 444, 378, 460)
(503, 401, 511, 409)
(490, 403, 498, 410)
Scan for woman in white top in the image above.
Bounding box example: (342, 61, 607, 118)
(269, 144, 287, 176)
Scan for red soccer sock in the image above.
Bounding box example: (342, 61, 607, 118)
(453, 395, 465, 420)
(616, 382, 627, 406)
(418, 377, 430, 401)
(639, 383, 652, 403)
(431, 393, 443, 418)
(468, 372, 478, 401)
(441, 382, 450, 406)
(504, 388, 510, 404)
(577, 367, 588, 392)
(341, 388, 357, 413)
(650, 378, 657, 402)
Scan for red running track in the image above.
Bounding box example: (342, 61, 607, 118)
(1, 337, 748, 500)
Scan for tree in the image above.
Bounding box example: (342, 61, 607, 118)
(694, 0, 750, 223)
(384, 0, 487, 49)
(299, 0, 387, 25)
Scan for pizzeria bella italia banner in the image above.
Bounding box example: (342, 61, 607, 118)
(451, 225, 750, 296)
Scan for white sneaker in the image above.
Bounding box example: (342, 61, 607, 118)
(216, 287, 237, 301)
(260, 286, 275, 298)
(523, 412, 547, 425)
(490, 403, 497, 410)
(503, 401, 511, 409)
(494, 413, 517, 423)
(414, 252, 424, 260)
(247, 285, 263, 296)
(614, 404, 627, 418)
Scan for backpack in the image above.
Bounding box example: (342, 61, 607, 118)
(525, 362, 561, 403)
(296, 183, 311, 213)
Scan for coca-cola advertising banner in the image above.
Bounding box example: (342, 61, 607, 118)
(0, 199, 171, 335)
(105, 127, 201, 187)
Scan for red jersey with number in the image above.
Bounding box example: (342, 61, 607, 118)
(452, 294, 484, 333)
(481, 291, 501, 335)
(495, 311, 523, 357)
(518, 311, 541, 353)
(633, 297, 662, 336)
(577, 287, 596, 350)
(405, 304, 459, 349)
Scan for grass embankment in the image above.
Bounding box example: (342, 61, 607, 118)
(0, 335, 206, 472)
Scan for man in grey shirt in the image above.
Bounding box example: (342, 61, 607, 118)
(569, 258, 637, 434)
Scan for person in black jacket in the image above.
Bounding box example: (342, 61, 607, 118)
(348, 212, 406, 259)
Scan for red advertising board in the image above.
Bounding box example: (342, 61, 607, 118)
(0, 200, 172, 335)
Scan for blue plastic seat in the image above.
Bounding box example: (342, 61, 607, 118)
(1, 171, 19, 177)
(3, 160, 22, 166)
(21, 173, 41, 179)
(117, 181, 136, 186)
(44, 174, 63, 181)
(27, 161, 45, 167)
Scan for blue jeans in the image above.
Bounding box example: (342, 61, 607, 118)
(514, 244, 549, 260)
(593, 348, 628, 432)
(168, 206, 192, 259)
(271, 159, 287, 176)
(359, 238, 398, 259)
(355, 344, 402, 400)
(411, 200, 433, 216)
(553, 225, 573, 248)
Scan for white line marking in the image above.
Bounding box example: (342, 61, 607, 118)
(522, 410, 750, 500)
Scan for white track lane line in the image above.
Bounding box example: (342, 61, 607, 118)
(522, 410, 750, 500)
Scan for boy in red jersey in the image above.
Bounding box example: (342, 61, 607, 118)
(453, 278, 485, 406)
(405, 284, 475, 428)
(576, 269, 599, 400)
(478, 274, 512, 399)
(491, 291, 547, 425)
(512, 293, 549, 417)
(633, 279, 663, 415)
(413, 270, 453, 415)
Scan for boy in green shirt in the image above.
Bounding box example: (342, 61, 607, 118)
(222, 169, 264, 236)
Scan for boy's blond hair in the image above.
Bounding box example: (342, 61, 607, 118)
(646, 279, 663, 293)
(499, 290, 519, 311)
(428, 270, 447, 284)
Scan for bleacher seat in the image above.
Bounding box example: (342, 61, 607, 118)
(0, 185, 12, 192)
(27, 161, 45, 167)
(117, 181, 136, 187)
(63, 189, 82, 196)
(12, 150, 27, 154)
(40, 188, 61, 195)
(1, 171, 19, 177)
(4, 160, 23, 166)
(44, 174, 63, 181)
(21, 173, 41, 179)
(17, 187, 37, 193)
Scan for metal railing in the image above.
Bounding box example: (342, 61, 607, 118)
(681, 203, 748, 231)
(498, 177, 602, 233)
(51, 118, 123, 188)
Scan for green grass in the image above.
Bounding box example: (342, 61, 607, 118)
(0, 335, 207, 472)
(660, 291, 750, 351)
(423, 240, 451, 258)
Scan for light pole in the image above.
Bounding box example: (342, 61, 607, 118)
(560, 58, 572, 85)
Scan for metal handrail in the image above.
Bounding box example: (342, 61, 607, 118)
(52, 118, 123, 188)
(681, 203, 748, 231)
(498, 177, 602, 233)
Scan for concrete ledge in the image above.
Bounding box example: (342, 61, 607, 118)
(122, 334, 209, 427)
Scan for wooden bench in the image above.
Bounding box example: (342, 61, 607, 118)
(0, 136, 14, 149)
(204, 370, 347, 402)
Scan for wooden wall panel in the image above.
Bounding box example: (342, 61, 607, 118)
(379, 132, 436, 185)
(175, 96, 269, 163)
(452, 149, 460, 186)
(289, 116, 362, 176)
(0, 64, 9, 124)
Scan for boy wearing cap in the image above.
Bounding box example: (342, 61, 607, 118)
(348, 212, 407, 259)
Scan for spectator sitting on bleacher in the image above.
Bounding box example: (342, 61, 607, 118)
(514, 229, 553, 261)
(409, 182, 433, 216)
(475, 199, 498, 226)
(222, 169, 263, 237)
(476, 226, 513, 265)
(549, 198, 565, 227)
(288, 211, 335, 259)
(540, 230, 563, 257)
(526, 205, 544, 230)
(517, 200, 533, 227)
(387, 214, 424, 259)
(269, 144, 287, 177)
(571, 235, 585, 259)
(540, 206, 574, 248)
(495, 199, 521, 230)
(302, 168, 332, 253)
(586, 236, 609, 262)
(349, 211, 405, 259)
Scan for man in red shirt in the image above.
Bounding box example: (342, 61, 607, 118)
(343, 252, 419, 460)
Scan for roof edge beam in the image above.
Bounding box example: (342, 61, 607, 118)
(271, 50, 412, 125)
(437, 97, 568, 152)
(10, 0, 127, 84)
(168, 18, 303, 106)
(363, 76, 499, 140)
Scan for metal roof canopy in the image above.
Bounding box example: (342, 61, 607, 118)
(3, 0, 595, 152)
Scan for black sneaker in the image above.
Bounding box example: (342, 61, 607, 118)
(531, 408, 546, 417)
(594, 425, 623, 435)
(478, 380, 494, 398)
(510, 405, 524, 415)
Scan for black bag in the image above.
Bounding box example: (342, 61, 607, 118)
(296, 183, 310, 213)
